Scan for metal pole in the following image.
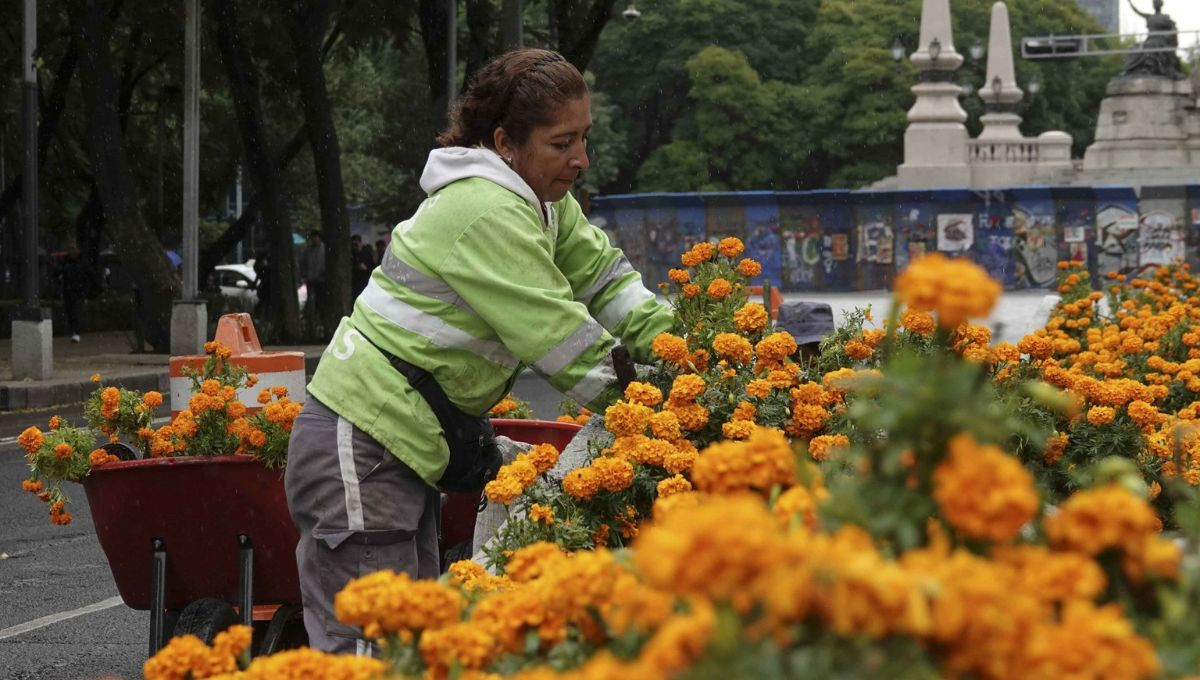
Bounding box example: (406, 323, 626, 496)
(22, 0, 38, 310)
(234, 166, 243, 262)
(502, 0, 523, 51)
(182, 0, 200, 300)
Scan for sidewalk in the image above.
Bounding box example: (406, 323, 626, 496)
(0, 330, 326, 412)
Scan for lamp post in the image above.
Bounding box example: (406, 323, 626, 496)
(891, 37, 906, 62)
(1027, 75, 1042, 95)
(969, 38, 985, 61)
(622, 2, 641, 20)
(929, 37, 942, 62)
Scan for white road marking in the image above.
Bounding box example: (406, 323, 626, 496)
(0, 596, 123, 641)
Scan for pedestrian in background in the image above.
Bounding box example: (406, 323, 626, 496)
(350, 234, 373, 297)
(253, 249, 273, 320)
(373, 238, 387, 267)
(300, 230, 326, 337)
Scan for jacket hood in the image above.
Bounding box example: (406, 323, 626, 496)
(420, 147, 550, 225)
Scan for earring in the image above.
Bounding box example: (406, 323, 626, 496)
(504, 156, 513, 166)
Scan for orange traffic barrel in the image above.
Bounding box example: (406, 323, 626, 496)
(168, 314, 307, 414)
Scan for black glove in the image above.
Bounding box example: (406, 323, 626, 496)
(612, 345, 636, 391)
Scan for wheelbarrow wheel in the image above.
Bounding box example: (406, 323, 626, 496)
(172, 598, 240, 644)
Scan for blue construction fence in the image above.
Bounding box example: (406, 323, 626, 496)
(588, 185, 1200, 291)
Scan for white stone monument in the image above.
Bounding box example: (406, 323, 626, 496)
(896, 0, 971, 188)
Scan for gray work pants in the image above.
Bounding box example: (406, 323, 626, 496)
(284, 397, 440, 654)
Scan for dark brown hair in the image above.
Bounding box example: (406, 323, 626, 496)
(437, 48, 588, 149)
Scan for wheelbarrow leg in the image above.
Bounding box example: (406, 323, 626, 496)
(149, 537, 167, 656)
(258, 604, 303, 655)
(237, 534, 253, 628)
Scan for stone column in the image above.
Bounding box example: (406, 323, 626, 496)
(897, 0, 970, 188)
(971, 1, 1039, 187)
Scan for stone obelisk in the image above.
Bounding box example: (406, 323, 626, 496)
(896, 0, 969, 188)
(977, 2, 1023, 142)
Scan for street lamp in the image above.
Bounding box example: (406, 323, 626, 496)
(891, 37, 905, 62)
(991, 75, 1003, 97)
(969, 38, 984, 61)
(622, 2, 640, 19)
(1027, 75, 1041, 95)
(959, 80, 975, 97)
(929, 37, 942, 62)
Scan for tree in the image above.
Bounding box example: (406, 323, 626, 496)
(68, 0, 180, 350)
(213, 0, 302, 341)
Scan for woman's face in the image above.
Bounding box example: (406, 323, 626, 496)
(496, 94, 592, 204)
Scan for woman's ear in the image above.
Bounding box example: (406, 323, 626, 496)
(492, 127, 516, 166)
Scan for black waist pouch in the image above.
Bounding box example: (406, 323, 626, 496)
(362, 334, 502, 493)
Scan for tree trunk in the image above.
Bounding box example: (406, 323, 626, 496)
(419, 0, 454, 123)
(68, 0, 179, 351)
(214, 0, 302, 342)
(553, 0, 617, 72)
(284, 0, 351, 335)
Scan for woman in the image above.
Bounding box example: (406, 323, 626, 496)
(285, 48, 672, 654)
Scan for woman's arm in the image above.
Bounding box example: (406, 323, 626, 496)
(1127, 0, 1150, 20)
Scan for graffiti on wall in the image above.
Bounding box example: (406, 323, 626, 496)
(975, 210, 1014, 288)
(857, 221, 895, 264)
(1096, 204, 1139, 276)
(1139, 211, 1184, 267)
(779, 209, 823, 289)
(1012, 205, 1058, 288)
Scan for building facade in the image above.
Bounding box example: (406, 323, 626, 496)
(1077, 0, 1119, 34)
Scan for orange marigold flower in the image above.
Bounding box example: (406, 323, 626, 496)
(691, 426, 796, 495)
(592, 455, 635, 493)
(271, 386, 289, 398)
(18, 429, 45, 455)
(142, 391, 164, 409)
(733, 303, 769, 334)
(737, 258, 762, 278)
(707, 278, 733, 299)
(244, 373, 259, 388)
(624, 382, 663, 407)
(657, 474, 693, 497)
(668, 401, 709, 431)
(682, 283, 701, 298)
(652, 333, 689, 363)
(48, 415, 61, 430)
(1017, 334, 1054, 360)
(562, 467, 600, 499)
(1045, 484, 1161, 558)
(101, 386, 120, 405)
(54, 443, 73, 460)
(529, 503, 555, 525)
(746, 378, 773, 399)
(900, 309, 935, 336)
(692, 242, 715, 262)
(668, 268, 690, 284)
(712, 333, 753, 364)
(89, 449, 110, 467)
(201, 379, 220, 396)
(933, 433, 1038, 542)
(90, 373, 101, 383)
(669, 374, 707, 402)
(226, 400, 247, 419)
(605, 401, 654, 437)
(844, 339, 872, 360)
(756, 332, 798, 362)
(895, 253, 1001, 328)
(718, 237, 744, 258)
(257, 389, 272, 405)
(1086, 406, 1116, 426)
(732, 401, 756, 421)
(649, 411, 682, 440)
(721, 420, 755, 440)
(22, 479, 44, 493)
(808, 433, 850, 461)
(1044, 433, 1068, 466)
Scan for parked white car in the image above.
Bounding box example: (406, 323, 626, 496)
(213, 262, 307, 311)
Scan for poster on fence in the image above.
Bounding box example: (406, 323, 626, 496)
(937, 214, 974, 253)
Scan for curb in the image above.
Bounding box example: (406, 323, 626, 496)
(0, 354, 320, 412)
(0, 371, 171, 412)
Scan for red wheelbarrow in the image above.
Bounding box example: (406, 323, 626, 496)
(83, 454, 303, 658)
(84, 418, 582, 657)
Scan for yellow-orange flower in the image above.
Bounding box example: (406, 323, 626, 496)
(652, 333, 689, 363)
(932, 433, 1039, 542)
(895, 253, 1001, 328)
(18, 426, 44, 454)
(718, 237, 744, 258)
(1086, 406, 1116, 426)
(707, 278, 733, 299)
(733, 302, 769, 334)
(623, 381, 663, 407)
(668, 268, 690, 284)
(755, 332, 797, 363)
(712, 333, 753, 364)
(808, 434, 850, 461)
(142, 391, 164, 409)
(682, 283, 700, 298)
(737, 258, 762, 278)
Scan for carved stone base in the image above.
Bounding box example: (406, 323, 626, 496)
(1083, 76, 1198, 171)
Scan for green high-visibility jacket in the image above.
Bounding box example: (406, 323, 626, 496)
(307, 147, 673, 485)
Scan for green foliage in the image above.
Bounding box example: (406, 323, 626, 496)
(592, 0, 1121, 192)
